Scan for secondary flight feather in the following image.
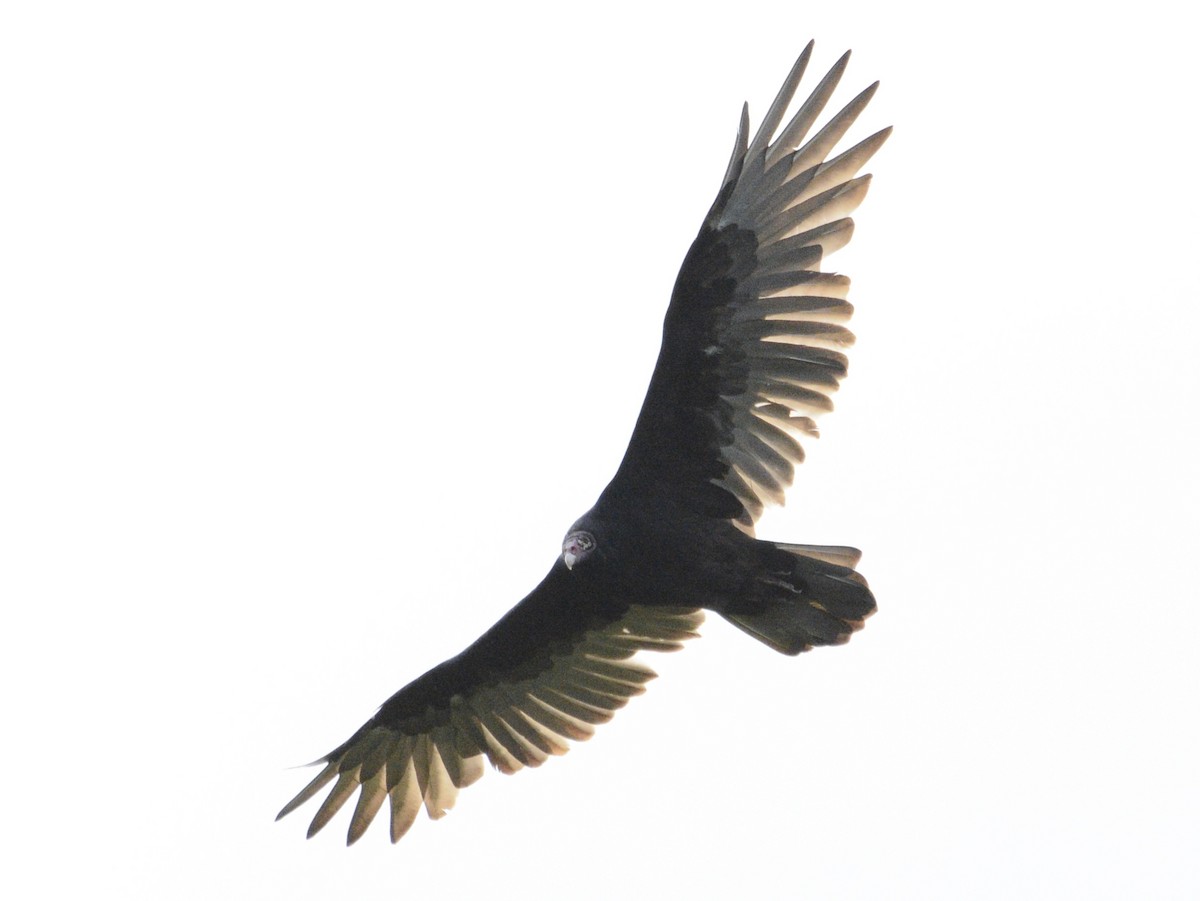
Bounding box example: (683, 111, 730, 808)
(279, 41, 889, 845)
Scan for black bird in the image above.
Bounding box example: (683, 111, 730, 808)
(279, 41, 889, 845)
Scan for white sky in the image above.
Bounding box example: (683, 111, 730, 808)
(3, 2, 1197, 898)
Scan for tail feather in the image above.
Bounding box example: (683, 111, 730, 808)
(772, 541, 861, 568)
(721, 542, 875, 655)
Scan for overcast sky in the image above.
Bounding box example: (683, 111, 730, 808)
(3, 2, 1197, 898)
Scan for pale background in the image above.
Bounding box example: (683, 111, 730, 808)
(3, 2, 1196, 898)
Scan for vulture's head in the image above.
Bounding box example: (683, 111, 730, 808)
(561, 529, 596, 570)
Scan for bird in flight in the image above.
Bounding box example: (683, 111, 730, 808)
(279, 40, 889, 845)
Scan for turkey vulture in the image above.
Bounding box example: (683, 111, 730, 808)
(279, 41, 888, 845)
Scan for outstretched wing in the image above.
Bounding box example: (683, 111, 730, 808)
(277, 561, 703, 844)
(610, 42, 890, 529)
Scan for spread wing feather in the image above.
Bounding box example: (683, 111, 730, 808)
(611, 41, 889, 529)
(277, 563, 703, 845)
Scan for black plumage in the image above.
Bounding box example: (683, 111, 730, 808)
(279, 41, 889, 845)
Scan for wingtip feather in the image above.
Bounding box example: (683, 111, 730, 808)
(746, 41, 815, 160)
(276, 760, 338, 822)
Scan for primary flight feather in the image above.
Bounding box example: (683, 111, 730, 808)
(279, 41, 889, 845)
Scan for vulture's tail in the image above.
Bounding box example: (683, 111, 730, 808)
(721, 542, 876, 655)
